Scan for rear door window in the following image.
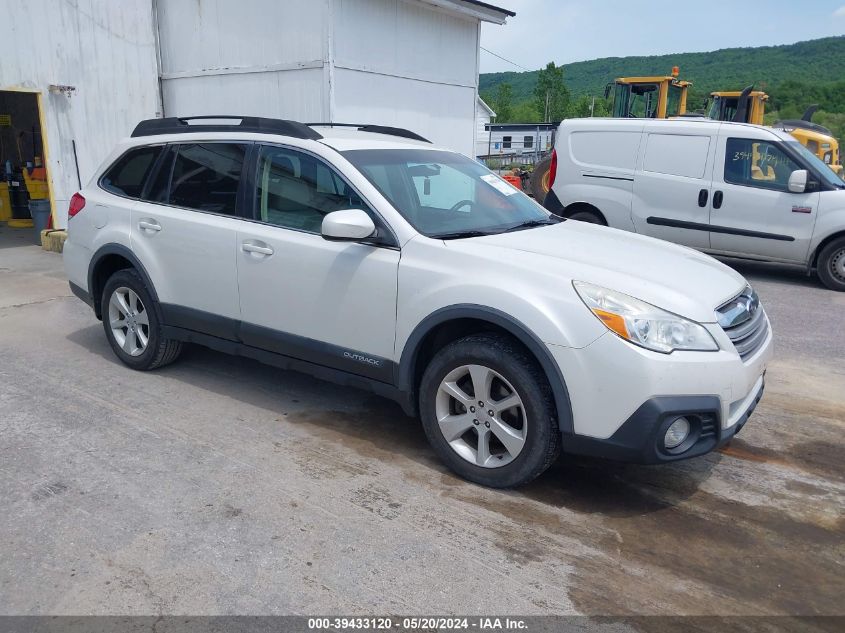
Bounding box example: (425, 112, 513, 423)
(100, 145, 164, 199)
(144, 143, 248, 215)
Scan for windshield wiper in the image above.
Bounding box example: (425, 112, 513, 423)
(501, 218, 559, 233)
(434, 229, 497, 240)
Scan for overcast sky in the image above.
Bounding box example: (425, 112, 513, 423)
(480, 0, 845, 73)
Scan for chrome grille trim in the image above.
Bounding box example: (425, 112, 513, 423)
(717, 287, 769, 361)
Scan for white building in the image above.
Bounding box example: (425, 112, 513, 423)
(0, 0, 513, 228)
(475, 97, 496, 157)
(480, 123, 558, 162)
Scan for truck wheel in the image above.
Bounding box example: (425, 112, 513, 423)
(530, 156, 553, 203)
(101, 268, 183, 370)
(419, 333, 560, 488)
(817, 237, 845, 291)
(567, 210, 606, 225)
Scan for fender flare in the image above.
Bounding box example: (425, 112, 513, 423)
(397, 304, 574, 433)
(87, 243, 159, 318)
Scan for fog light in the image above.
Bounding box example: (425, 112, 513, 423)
(664, 417, 691, 449)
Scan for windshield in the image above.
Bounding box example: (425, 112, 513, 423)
(786, 140, 845, 188)
(343, 149, 552, 238)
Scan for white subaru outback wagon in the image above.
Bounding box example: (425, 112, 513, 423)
(64, 116, 773, 488)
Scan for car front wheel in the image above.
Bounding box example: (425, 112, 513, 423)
(419, 333, 560, 488)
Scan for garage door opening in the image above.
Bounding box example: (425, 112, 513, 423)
(0, 90, 51, 231)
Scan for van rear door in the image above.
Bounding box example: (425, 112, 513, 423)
(631, 124, 717, 248)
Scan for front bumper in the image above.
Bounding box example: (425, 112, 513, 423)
(550, 317, 772, 463)
(562, 377, 764, 463)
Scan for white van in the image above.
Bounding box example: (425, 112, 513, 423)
(542, 118, 845, 290)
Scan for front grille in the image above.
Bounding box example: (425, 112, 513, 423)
(716, 287, 769, 361)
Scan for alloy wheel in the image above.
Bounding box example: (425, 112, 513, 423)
(435, 364, 527, 468)
(108, 286, 150, 357)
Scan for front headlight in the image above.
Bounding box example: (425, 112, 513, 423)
(573, 281, 719, 354)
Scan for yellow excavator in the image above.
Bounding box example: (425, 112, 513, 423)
(708, 87, 842, 176)
(606, 67, 691, 119)
(531, 67, 691, 200)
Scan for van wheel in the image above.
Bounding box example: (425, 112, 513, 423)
(419, 333, 560, 488)
(568, 209, 606, 225)
(530, 156, 553, 203)
(817, 237, 845, 291)
(101, 269, 183, 370)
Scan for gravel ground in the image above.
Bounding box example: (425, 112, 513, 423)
(0, 225, 842, 617)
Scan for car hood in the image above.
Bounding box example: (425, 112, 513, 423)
(451, 221, 747, 323)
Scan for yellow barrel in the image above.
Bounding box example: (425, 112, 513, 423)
(0, 183, 11, 222)
(23, 170, 50, 200)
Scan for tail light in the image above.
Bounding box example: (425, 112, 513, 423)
(548, 149, 558, 189)
(68, 193, 86, 219)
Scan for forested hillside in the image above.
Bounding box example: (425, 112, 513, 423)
(479, 36, 845, 139)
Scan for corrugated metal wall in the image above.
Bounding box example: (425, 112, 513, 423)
(331, 0, 479, 156)
(0, 0, 160, 228)
(158, 0, 481, 156)
(157, 0, 330, 121)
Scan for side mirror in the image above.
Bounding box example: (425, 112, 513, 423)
(788, 169, 808, 193)
(321, 209, 376, 241)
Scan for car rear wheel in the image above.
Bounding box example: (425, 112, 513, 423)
(101, 268, 183, 370)
(817, 237, 845, 291)
(419, 333, 559, 488)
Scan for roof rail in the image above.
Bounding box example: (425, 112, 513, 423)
(306, 122, 431, 143)
(131, 116, 323, 140)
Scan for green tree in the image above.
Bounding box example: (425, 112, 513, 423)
(534, 62, 571, 122)
(493, 83, 514, 122)
(510, 100, 541, 122)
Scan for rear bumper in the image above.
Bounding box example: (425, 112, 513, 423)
(69, 281, 94, 308)
(561, 378, 764, 463)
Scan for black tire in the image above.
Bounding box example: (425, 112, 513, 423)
(816, 237, 845, 291)
(567, 209, 606, 225)
(530, 156, 552, 203)
(101, 268, 183, 370)
(419, 333, 560, 488)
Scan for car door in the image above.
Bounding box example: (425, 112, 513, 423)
(130, 142, 248, 339)
(236, 144, 400, 382)
(631, 126, 717, 248)
(709, 134, 820, 263)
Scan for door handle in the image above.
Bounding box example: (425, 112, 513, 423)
(698, 189, 709, 207)
(138, 219, 161, 232)
(713, 191, 724, 209)
(242, 241, 274, 256)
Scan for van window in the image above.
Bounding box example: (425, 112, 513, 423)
(724, 138, 800, 192)
(643, 134, 710, 179)
(503, 136, 512, 149)
(100, 146, 163, 199)
(524, 136, 533, 149)
(570, 131, 640, 170)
